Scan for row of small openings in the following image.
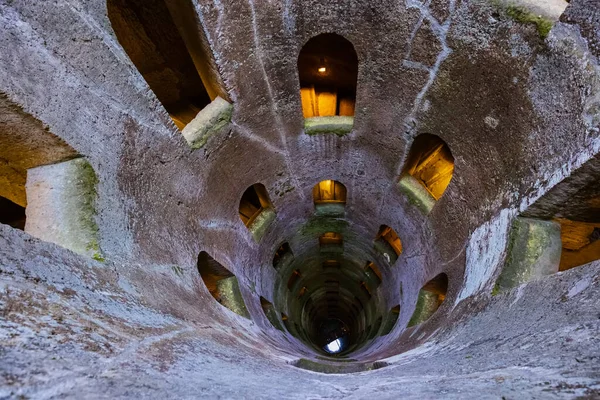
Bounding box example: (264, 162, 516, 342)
(235, 137, 453, 240)
(109, 7, 455, 209)
(358, 274, 447, 341)
(237, 180, 346, 242)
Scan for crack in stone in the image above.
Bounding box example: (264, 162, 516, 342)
(402, 0, 455, 130)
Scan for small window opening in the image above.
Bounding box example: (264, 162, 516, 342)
(107, 0, 213, 130)
(359, 281, 372, 299)
(239, 184, 273, 226)
(281, 312, 294, 334)
(313, 180, 347, 216)
(408, 273, 448, 327)
(260, 296, 283, 331)
(402, 134, 454, 201)
(239, 184, 275, 241)
(323, 260, 341, 269)
(297, 286, 308, 298)
(380, 305, 401, 336)
(287, 269, 302, 291)
(273, 242, 293, 270)
(375, 225, 402, 263)
(313, 180, 347, 204)
(298, 33, 358, 118)
(319, 232, 343, 246)
(365, 261, 382, 286)
(557, 219, 600, 271)
(368, 316, 383, 339)
(197, 251, 249, 317)
(0, 196, 26, 230)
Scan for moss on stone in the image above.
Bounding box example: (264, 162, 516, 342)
(407, 290, 440, 327)
(314, 203, 345, 217)
(216, 276, 251, 318)
(304, 116, 354, 136)
(171, 265, 184, 277)
(92, 252, 105, 262)
(494, 217, 561, 292)
(249, 207, 277, 242)
(505, 4, 553, 39)
(397, 175, 436, 215)
(293, 359, 387, 374)
(300, 216, 349, 238)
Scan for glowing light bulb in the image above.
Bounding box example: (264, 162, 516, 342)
(318, 66, 327, 73)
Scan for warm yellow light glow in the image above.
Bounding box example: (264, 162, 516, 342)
(318, 66, 327, 73)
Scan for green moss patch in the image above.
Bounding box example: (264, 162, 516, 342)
(505, 4, 553, 39)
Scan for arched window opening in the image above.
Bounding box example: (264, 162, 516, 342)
(108, 0, 216, 130)
(399, 134, 454, 212)
(375, 225, 402, 264)
(0, 196, 26, 230)
(0, 96, 100, 258)
(260, 296, 283, 331)
(364, 261, 382, 288)
(298, 33, 358, 118)
(281, 312, 294, 334)
(313, 180, 347, 215)
(273, 242, 293, 271)
(297, 286, 308, 299)
(319, 232, 343, 246)
(287, 269, 302, 291)
(239, 183, 276, 241)
(197, 251, 250, 318)
(380, 305, 400, 336)
(408, 273, 448, 327)
(359, 281, 372, 299)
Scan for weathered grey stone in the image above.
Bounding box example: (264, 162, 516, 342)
(181, 96, 233, 149)
(0, 0, 598, 397)
(216, 276, 250, 318)
(495, 217, 562, 292)
(249, 207, 276, 242)
(24, 158, 100, 259)
(407, 290, 441, 327)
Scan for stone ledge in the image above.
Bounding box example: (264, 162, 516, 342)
(216, 276, 250, 318)
(397, 174, 436, 215)
(182, 96, 233, 149)
(494, 217, 562, 293)
(304, 116, 354, 136)
(248, 207, 276, 242)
